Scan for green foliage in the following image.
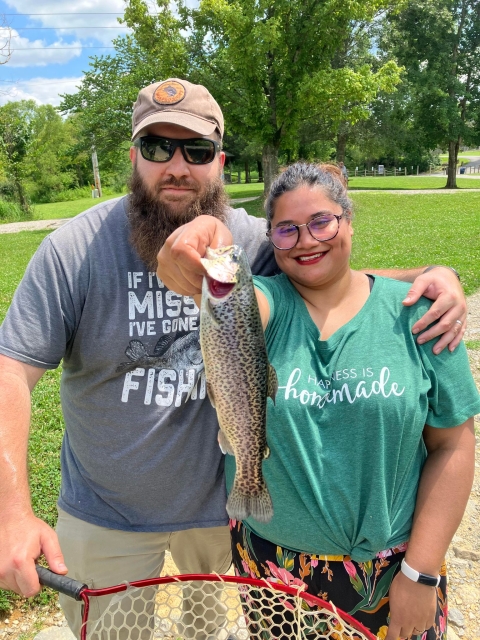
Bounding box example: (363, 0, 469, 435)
(465, 340, 480, 350)
(0, 199, 24, 222)
(381, 0, 480, 186)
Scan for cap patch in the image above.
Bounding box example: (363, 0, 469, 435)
(154, 81, 186, 105)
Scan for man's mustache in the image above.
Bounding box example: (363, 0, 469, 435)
(155, 177, 200, 192)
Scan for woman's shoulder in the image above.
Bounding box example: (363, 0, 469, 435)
(253, 272, 290, 293)
(369, 275, 433, 320)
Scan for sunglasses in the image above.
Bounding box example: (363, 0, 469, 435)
(134, 135, 220, 165)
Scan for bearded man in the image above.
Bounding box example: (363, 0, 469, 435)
(0, 78, 467, 639)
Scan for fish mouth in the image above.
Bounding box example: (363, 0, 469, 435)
(207, 276, 236, 298)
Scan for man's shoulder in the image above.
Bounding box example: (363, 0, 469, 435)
(225, 206, 267, 234)
(48, 196, 128, 244)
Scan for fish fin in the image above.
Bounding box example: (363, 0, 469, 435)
(116, 361, 136, 373)
(263, 446, 270, 460)
(153, 335, 175, 356)
(206, 381, 216, 408)
(267, 363, 278, 404)
(226, 482, 273, 524)
(187, 347, 204, 366)
(125, 340, 147, 361)
(205, 299, 220, 326)
(218, 429, 234, 455)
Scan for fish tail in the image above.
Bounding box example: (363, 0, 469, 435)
(226, 482, 273, 524)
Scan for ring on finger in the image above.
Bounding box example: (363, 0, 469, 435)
(455, 319, 463, 326)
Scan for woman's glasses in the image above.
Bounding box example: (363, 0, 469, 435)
(267, 214, 344, 250)
(134, 136, 220, 165)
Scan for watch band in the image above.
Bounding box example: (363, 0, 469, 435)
(401, 559, 440, 587)
(423, 265, 460, 281)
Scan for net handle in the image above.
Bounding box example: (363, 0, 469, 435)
(36, 565, 87, 601)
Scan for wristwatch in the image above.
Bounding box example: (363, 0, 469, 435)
(423, 265, 460, 281)
(401, 559, 441, 587)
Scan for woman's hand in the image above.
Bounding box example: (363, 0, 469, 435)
(402, 266, 467, 354)
(385, 572, 437, 639)
(156, 216, 233, 296)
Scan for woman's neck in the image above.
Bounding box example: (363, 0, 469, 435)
(289, 268, 371, 340)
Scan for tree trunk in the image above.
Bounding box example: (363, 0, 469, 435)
(15, 179, 31, 216)
(245, 161, 251, 183)
(262, 144, 279, 195)
(336, 132, 348, 163)
(257, 160, 263, 183)
(446, 139, 459, 188)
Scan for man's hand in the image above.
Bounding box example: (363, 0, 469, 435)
(0, 512, 67, 597)
(157, 215, 233, 296)
(385, 571, 437, 640)
(402, 267, 467, 354)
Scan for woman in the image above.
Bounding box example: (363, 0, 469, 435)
(223, 163, 480, 640)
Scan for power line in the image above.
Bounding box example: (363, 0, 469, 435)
(4, 12, 126, 15)
(2, 27, 132, 30)
(11, 46, 117, 50)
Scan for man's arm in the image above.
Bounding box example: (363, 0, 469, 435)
(365, 266, 467, 353)
(157, 216, 467, 353)
(0, 354, 67, 597)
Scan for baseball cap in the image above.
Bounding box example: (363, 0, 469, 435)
(131, 78, 224, 141)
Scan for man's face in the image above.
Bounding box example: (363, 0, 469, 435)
(129, 122, 226, 215)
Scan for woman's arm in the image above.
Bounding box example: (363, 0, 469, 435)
(385, 418, 475, 640)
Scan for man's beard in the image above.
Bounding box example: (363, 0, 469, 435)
(127, 167, 229, 271)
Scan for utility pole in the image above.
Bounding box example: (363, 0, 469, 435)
(91, 146, 102, 198)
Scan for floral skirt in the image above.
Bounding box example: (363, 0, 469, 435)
(230, 520, 448, 639)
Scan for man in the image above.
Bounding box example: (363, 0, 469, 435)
(338, 161, 348, 185)
(0, 78, 466, 637)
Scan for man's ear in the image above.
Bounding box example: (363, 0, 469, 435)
(219, 151, 226, 168)
(129, 146, 137, 166)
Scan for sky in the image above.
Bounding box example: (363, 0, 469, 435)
(0, 0, 134, 107)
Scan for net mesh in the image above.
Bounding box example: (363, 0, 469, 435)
(85, 578, 372, 640)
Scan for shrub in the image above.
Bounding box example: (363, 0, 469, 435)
(0, 199, 26, 223)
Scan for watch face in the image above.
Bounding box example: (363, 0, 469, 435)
(417, 573, 439, 587)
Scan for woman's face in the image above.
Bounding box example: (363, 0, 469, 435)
(269, 185, 353, 289)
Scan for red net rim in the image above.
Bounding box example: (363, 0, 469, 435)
(79, 573, 376, 640)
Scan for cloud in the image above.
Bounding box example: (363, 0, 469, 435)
(0, 76, 83, 106)
(3, 0, 132, 45)
(0, 29, 83, 66)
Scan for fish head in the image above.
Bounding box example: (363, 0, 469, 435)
(201, 245, 251, 303)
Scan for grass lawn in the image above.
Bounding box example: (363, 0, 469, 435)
(348, 176, 480, 190)
(32, 193, 124, 221)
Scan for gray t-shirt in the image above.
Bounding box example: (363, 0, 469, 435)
(0, 196, 278, 532)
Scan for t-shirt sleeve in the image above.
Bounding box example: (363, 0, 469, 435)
(227, 207, 279, 277)
(0, 235, 79, 368)
(253, 275, 293, 348)
(419, 339, 480, 428)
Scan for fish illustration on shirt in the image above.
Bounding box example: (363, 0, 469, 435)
(116, 332, 204, 374)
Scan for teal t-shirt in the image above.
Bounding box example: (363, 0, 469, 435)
(225, 274, 480, 561)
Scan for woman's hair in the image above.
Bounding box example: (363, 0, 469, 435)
(265, 162, 353, 228)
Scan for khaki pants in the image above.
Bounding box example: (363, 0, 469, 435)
(56, 508, 232, 639)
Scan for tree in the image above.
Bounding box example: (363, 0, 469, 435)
(383, 0, 480, 188)
(0, 101, 35, 213)
(0, 15, 11, 65)
(60, 4, 189, 170)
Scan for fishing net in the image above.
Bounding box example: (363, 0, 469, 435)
(81, 575, 375, 640)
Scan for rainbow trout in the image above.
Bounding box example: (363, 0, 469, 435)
(200, 245, 277, 523)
